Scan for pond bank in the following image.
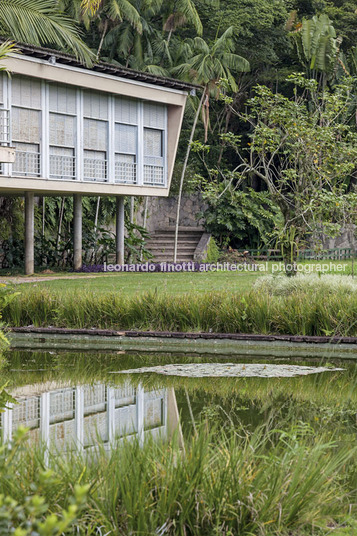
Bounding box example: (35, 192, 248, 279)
(8, 327, 357, 359)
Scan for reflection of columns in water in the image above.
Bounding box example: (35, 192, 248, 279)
(1, 382, 182, 452)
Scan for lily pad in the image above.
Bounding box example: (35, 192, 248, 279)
(113, 363, 344, 378)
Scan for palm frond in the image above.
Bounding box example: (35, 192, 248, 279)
(0, 0, 94, 66)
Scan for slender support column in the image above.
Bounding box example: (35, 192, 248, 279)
(24, 192, 34, 275)
(116, 196, 125, 265)
(73, 194, 82, 271)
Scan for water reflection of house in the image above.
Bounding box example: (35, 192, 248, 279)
(1, 382, 182, 451)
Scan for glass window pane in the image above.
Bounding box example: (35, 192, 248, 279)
(144, 128, 162, 157)
(83, 118, 107, 151)
(12, 108, 40, 143)
(115, 123, 137, 154)
(12, 76, 41, 108)
(0, 73, 3, 104)
(49, 113, 75, 147)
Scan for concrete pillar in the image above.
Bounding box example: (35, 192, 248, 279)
(24, 192, 34, 275)
(116, 196, 125, 265)
(73, 194, 82, 271)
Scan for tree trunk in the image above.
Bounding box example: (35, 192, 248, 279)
(173, 88, 206, 262)
(140, 196, 149, 262)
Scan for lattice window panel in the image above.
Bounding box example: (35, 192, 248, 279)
(12, 76, 41, 109)
(13, 142, 40, 176)
(115, 97, 138, 124)
(50, 113, 75, 147)
(83, 384, 107, 415)
(49, 388, 75, 424)
(84, 118, 107, 151)
(50, 147, 75, 180)
(84, 150, 107, 181)
(49, 83, 76, 114)
(115, 155, 136, 184)
(83, 412, 108, 446)
(49, 419, 76, 450)
(12, 396, 40, 430)
(12, 108, 40, 144)
(0, 109, 10, 144)
(114, 406, 137, 437)
(143, 164, 164, 186)
(83, 90, 108, 120)
(113, 384, 136, 408)
(144, 128, 162, 158)
(143, 102, 166, 129)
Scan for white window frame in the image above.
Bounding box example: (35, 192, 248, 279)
(5, 76, 169, 188)
(10, 76, 42, 178)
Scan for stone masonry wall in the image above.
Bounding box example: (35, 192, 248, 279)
(136, 193, 207, 232)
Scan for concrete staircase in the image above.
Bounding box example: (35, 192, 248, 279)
(146, 227, 204, 262)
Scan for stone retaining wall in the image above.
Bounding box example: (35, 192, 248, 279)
(136, 193, 207, 233)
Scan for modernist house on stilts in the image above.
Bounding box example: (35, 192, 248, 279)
(0, 42, 196, 274)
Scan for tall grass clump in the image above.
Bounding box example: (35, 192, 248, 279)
(254, 273, 357, 296)
(4, 281, 357, 336)
(1, 420, 356, 535)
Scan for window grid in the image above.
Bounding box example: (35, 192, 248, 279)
(0, 109, 10, 144)
(50, 152, 76, 180)
(7, 77, 168, 187)
(13, 144, 41, 177)
(84, 154, 108, 182)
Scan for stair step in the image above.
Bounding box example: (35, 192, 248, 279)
(153, 231, 203, 237)
(147, 244, 197, 251)
(147, 238, 200, 245)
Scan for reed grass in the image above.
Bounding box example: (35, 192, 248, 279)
(2, 419, 357, 535)
(4, 283, 357, 336)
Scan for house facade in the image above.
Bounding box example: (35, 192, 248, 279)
(0, 43, 197, 273)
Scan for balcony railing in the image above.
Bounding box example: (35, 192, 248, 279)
(50, 154, 76, 180)
(13, 150, 40, 177)
(0, 109, 10, 145)
(115, 161, 137, 184)
(143, 164, 165, 186)
(83, 157, 107, 182)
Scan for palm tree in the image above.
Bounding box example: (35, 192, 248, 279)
(171, 27, 250, 262)
(0, 40, 17, 68)
(0, 0, 94, 65)
(79, 0, 142, 59)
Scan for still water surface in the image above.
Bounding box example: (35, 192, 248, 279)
(2, 349, 357, 450)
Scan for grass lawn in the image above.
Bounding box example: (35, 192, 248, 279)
(21, 270, 261, 296)
(14, 258, 355, 297)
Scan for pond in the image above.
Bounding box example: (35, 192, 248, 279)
(2, 345, 357, 451)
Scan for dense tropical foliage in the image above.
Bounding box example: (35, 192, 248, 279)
(1, 0, 357, 269)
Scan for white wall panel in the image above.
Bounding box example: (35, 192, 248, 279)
(49, 83, 76, 114)
(84, 90, 108, 119)
(12, 76, 41, 108)
(115, 96, 138, 124)
(143, 102, 165, 129)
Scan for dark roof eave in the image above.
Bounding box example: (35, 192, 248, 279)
(0, 39, 200, 93)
